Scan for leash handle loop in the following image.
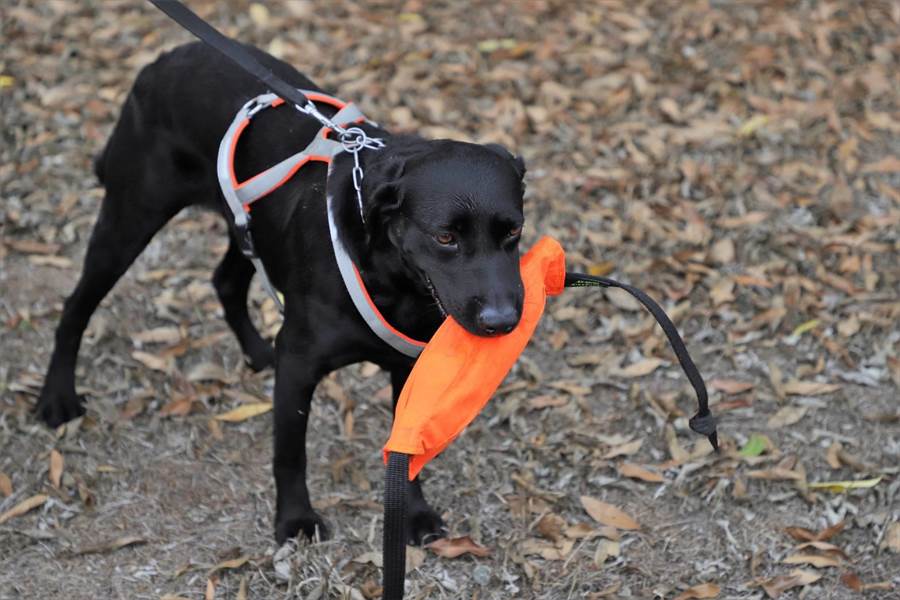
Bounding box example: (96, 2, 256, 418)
(564, 272, 718, 451)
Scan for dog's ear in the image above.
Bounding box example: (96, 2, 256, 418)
(484, 143, 526, 181)
(363, 154, 407, 233)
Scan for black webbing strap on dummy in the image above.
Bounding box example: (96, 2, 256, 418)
(383, 452, 409, 600)
(565, 272, 718, 450)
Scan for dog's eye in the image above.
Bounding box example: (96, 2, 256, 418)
(435, 232, 456, 246)
(508, 226, 522, 238)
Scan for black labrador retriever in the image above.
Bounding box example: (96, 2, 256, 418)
(37, 42, 527, 545)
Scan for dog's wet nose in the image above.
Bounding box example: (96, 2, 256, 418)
(476, 305, 519, 336)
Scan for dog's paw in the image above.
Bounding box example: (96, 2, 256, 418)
(35, 388, 86, 428)
(407, 501, 446, 546)
(243, 343, 275, 372)
(275, 510, 330, 545)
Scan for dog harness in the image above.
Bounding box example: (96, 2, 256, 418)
(216, 91, 427, 358)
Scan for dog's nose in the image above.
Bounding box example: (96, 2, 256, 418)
(476, 305, 519, 336)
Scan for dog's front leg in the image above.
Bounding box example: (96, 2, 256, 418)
(272, 336, 328, 544)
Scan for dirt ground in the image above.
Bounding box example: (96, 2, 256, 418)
(2, 1, 899, 599)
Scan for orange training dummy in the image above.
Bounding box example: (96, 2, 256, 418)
(384, 236, 566, 480)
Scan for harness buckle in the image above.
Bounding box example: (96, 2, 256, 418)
(235, 219, 257, 259)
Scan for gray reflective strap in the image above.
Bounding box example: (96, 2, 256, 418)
(235, 104, 367, 205)
(218, 93, 389, 326)
(216, 96, 258, 227)
(216, 94, 284, 312)
(326, 162, 426, 358)
(235, 136, 343, 204)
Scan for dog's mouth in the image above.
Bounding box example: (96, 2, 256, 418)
(422, 274, 448, 318)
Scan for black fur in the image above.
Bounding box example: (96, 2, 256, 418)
(37, 42, 526, 545)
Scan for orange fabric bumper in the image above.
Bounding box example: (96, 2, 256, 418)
(383, 237, 566, 480)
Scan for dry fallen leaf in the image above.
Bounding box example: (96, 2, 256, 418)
(345, 542, 418, 572)
(0, 494, 48, 524)
(186, 362, 233, 384)
(709, 238, 735, 264)
(132, 326, 182, 345)
(426, 536, 490, 559)
(795, 541, 847, 558)
(860, 155, 900, 174)
(618, 463, 664, 483)
(592, 539, 620, 567)
(782, 380, 841, 396)
(71, 535, 147, 556)
(782, 553, 840, 568)
(564, 522, 621, 541)
(613, 358, 664, 378)
(841, 572, 862, 591)
(207, 555, 250, 576)
(767, 405, 807, 429)
(785, 520, 844, 542)
(521, 537, 573, 560)
(28, 254, 73, 268)
(606, 287, 642, 311)
(807, 476, 881, 492)
(580, 496, 640, 530)
(747, 468, 805, 481)
(131, 350, 173, 373)
(673, 582, 720, 600)
(709, 277, 735, 305)
(709, 379, 754, 395)
(213, 402, 273, 422)
(882, 522, 900, 553)
(604, 438, 643, 458)
(760, 569, 821, 598)
(159, 396, 197, 418)
(535, 513, 566, 542)
(49, 449, 64, 488)
(527, 395, 568, 410)
(406, 546, 426, 572)
(0, 472, 12, 497)
(247, 2, 270, 27)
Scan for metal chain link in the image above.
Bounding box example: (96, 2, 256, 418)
(296, 101, 385, 223)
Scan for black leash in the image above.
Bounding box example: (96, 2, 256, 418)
(383, 453, 409, 600)
(148, 0, 314, 110)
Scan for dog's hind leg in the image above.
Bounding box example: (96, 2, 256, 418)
(390, 366, 447, 545)
(37, 188, 180, 427)
(213, 235, 274, 371)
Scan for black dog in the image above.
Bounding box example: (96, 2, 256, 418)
(37, 41, 527, 544)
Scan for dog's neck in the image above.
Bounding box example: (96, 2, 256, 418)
(330, 143, 445, 343)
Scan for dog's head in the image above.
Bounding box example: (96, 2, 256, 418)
(364, 140, 526, 337)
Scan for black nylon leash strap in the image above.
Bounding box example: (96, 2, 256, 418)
(147, 0, 313, 110)
(565, 272, 719, 450)
(383, 452, 409, 600)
